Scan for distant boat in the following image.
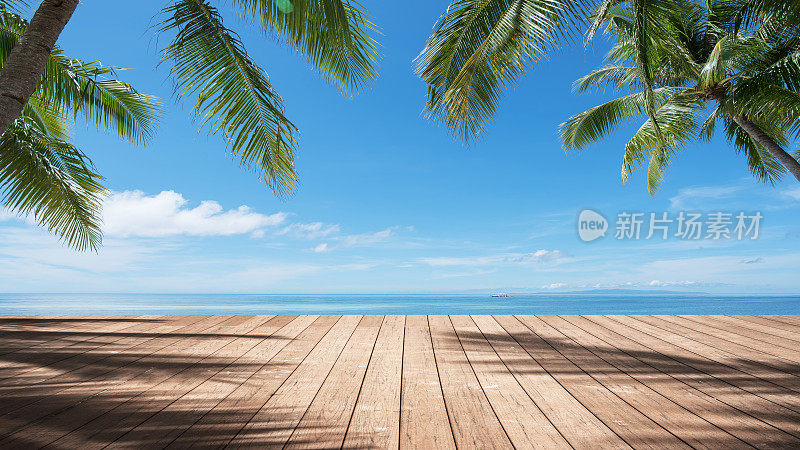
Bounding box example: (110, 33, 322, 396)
(491, 293, 509, 298)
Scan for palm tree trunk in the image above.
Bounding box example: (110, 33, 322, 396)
(732, 115, 800, 183)
(0, 0, 79, 137)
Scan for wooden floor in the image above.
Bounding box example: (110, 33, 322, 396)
(0, 315, 799, 449)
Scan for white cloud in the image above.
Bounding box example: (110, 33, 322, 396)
(419, 249, 565, 267)
(341, 227, 395, 247)
(302, 226, 401, 253)
(669, 185, 744, 209)
(542, 282, 567, 289)
(279, 222, 340, 239)
(504, 250, 565, 263)
(782, 187, 800, 201)
(312, 243, 329, 253)
(648, 280, 698, 287)
(102, 190, 286, 238)
(0, 208, 18, 221)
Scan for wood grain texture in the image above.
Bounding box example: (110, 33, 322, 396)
(0, 314, 797, 449)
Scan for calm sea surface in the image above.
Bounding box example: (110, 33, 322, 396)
(0, 293, 798, 315)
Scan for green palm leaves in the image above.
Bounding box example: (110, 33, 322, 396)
(0, 10, 160, 251)
(0, 118, 105, 251)
(1, 0, 380, 250)
(233, 0, 380, 94)
(160, 0, 298, 196)
(420, 0, 800, 191)
(415, 0, 590, 141)
(159, 0, 380, 196)
(563, 0, 800, 192)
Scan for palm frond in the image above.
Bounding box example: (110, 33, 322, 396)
(0, 117, 105, 251)
(621, 94, 702, 192)
(23, 93, 71, 140)
(728, 83, 800, 136)
(416, 0, 589, 141)
(573, 64, 640, 93)
(0, 11, 161, 145)
(632, 0, 664, 146)
(741, 47, 800, 92)
(698, 35, 728, 89)
(699, 105, 718, 141)
(560, 87, 676, 151)
(585, 0, 616, 44)
(720, 112, 786, 183)
(735, 0, 800, 33)
(0, 1, 29, 12)
(160, 0, 298, 195)
(233, 0, 380, 94)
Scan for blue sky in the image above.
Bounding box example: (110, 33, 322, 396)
(1, 0, 799, 294)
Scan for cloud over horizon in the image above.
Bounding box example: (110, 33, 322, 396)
(102, 190, 287, 238)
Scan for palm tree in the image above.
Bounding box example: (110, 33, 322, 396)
(561, 0, 800, 191)
(0, 9, 159, 251)
(417, 0, 800, 189)
(0, 0, 379, 249)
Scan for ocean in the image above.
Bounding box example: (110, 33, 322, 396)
(0, 293, 799, 315)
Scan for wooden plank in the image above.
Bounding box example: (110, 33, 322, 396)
(164, 315, 340, 448)
(428, 315, 513, 449)
(1, 315, 799, 449)
(399, 315, 455, 450)
(62, 315, 275, 449)
(471, 315, 628, 449)
(342, 315, 404, 449)
(0, 315, 132, 352)
(522, 315, 744, 449)
(766, 316, 800, 327)
(0, 315, 155, 355)
(582, 315, 800, 423)
(718, 316, 800, 343)
(606, 315, 800, 398)
(0, 315, 228, 419)
(0, 315, 185, 389)
(733, 315, 800, 337)
(493, 315, 686, 448)
(549, 315, 800, 448)
(94, 315, 303, 448)
(0, 315, 160, 378)
(656, 315, 800, 364)
(676, 315, 800, 355)
(0, 315, 262, 448)
(449, 315, 570, 449)
(284, 315, 384, 449)
(226, 315, 362, 448)
(638, 316, 800, 377)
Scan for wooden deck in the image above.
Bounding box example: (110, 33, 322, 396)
(0, 315, 799, 448)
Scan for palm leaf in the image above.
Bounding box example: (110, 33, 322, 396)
(0, 117, 105, 251)
(721, 112, 786, 183)
(23, 92, 71, 140)
(560, 87, 676, 151)
(416, 0, 589, 141)
(621, 94, 702, 192)
(233, 0, 380, 94)
(0, 10, 161, 145)
(573, 64, 640, 93)
(160, 0, 298, 195)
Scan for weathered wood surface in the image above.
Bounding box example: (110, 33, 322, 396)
(1, 315, 798, 448)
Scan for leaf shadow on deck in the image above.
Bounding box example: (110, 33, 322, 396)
(0, 317, 799, 448)
(0, 316, 321, 448)
(449, 326, 800, 447)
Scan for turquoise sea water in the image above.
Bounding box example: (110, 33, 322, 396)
(0, 293, 798, 315)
